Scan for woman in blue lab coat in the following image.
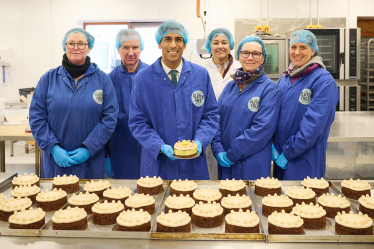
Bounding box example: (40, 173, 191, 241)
(211, 36, 280, 180)
(272, 30, 339, 180)
(29, 28, 119, 179)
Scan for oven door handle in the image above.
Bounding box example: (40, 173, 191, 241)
(340, 52, 345, 65)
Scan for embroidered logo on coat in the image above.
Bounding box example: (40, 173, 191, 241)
(93, 90, 103, 104)
(248, 97, 260, 112)
(192, 90, 205, 107)
(299, 89, 312, 105)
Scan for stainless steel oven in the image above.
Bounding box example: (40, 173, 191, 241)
(261, 37, 289, 79)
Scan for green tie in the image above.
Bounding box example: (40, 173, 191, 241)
(170, 70, 178, 87)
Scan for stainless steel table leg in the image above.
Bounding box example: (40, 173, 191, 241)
(10, 141, 14, 157)
(0, 141, 5, 172)
(35, 143, 40, 177)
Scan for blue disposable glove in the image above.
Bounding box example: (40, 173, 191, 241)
(217, 152, 230, 167)
(68, 147, 91, 164)
(223, 152, 234, 165)
(276, 153, 288, 170)
(195, 140, 202, 154)
(51, 145, 77, 168)
(105, 157, 112, 178)
(161, 144, 178, 160)
(272, 144, 280, 161)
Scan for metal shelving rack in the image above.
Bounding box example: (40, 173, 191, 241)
(359, 38, 374, 111)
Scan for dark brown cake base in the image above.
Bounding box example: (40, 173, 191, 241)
(9, 218, 45, 229)
(309, 187, 329, 197)
(170, 188, 195, 197)
(11, 193, 38, 203)
(103, 196, 129, 205)
(255, 186, 282, 197)
(124, 203, 155, 215)
(219, 187, 246, 198)
(0, 205, 32, 222)
(69, 201, 98, 214)
(225, 222, 259, 233)
(223, 206, 252, 216)
(137, 184, 163, 195)
(302, 215, 326, 229)
(37, 196, 67, 212)
(288, 196, 316, 206)
(335, 223, 373, 235)
(92, 210, 123, 225)
(157, 221, 191, 232)
(165, 206, 193, 217)
(52, 182, 80, 194)
(359, 204, 374, 219)
(342, 186, 371, 200)
(86, 187, 110, 199)
(319, 204, 350, 218)
(268, 223, 304, 234)
(117, 221, 151, 231)
(193, 197, 221, 204)
(262, 204, 293, 217)
(191, 213, 224, 228)
(12, 179, 40, 189)
(53, 217, 87, 230)
(174, 152, 198, 159)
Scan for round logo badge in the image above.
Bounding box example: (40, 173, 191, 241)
(191, 90, 205, 107)
(93, 90, 103, 104)
(299, 88, 312, 105)
(248, 97, 260, 112)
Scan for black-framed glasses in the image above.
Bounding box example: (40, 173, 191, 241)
(65, 42, 89, 50)
(240, 51, 262, 59)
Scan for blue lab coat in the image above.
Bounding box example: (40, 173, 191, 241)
(30, 63, 119, 179)
(211, 73, 280, 180)
(273, 67, 338, 180)
(128, 57, 219, 180)
(107, 61, 148, 179)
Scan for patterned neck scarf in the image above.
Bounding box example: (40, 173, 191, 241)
(231, 65, 264, 91)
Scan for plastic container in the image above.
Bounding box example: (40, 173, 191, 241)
(2, 109, 28, 122)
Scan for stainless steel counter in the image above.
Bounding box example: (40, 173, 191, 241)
(0, 172, 16, 189)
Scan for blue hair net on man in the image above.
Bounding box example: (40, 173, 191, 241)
(115, 29, 145, 51)
(155, 20, 189, 44)
(62, 27, 95, 52)
(290, 30, 319, 55)
(205, 28, 235, 54)
(236, 36, 268, 64)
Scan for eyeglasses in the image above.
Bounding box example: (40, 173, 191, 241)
(65, 42, 89, 50)
(240, 51, 262, 59)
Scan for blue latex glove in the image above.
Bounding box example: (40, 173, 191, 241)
(161, 144, 178, 160)
(272, 144, 280, 161)
(217, 152, 230, 167)
(223, 152, 234, 165)
(105, 157, 112, 178)
(68, 147, 91, 164)
(276, 152, 288, 170)
(195, 140, 202, 154)
(51, 145, 77, 168)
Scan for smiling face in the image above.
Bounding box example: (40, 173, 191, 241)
(290, 42, 315, 68)
(65, 33, 91, 65)
(158, 33, 186, 69)
(239, 42, 264, 72)
(211, 35, 230, 61)
(118, 38, 141, 68)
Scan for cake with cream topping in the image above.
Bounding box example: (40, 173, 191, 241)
(292, 202, 326, 229)
(193, 188, 222, 204)
(318, 193, 350, 218)
(36, 188, 67, 212)
(92, 200, 124, 225)
(191, 201, 224, 228)
(117, 209, 152, 231)
(174, 140, 198, 158)
(68, 192, 99, 214)
(335, 211, 373, 235)
(219, 179, 246, 197)
(12, 173, 39, 189)
(268, 210, 304, 234)
(358, 194, 374, 219)
(83, 180, 111, 199)
(164, 194, 195, 216)
(225, 209, 260, 233)
(341, 179, 371, 200)
(157, 210, 191, 232)
(124, 193, 155, 214)
(285, 186, 316, 206)
(254, 177, 282, 197)
(221, 194, 252, 216)
(52, 174, 80, 194)
(9, 207, 45, 229)
(137, 176, 163, 195)
(262, 194, 293, 217)
(103, 186, 132, 204)
(301, 177, 329, 197)
(170, 179, 197, 196)
(52, 206, 87, 230)
(0, 197, 33, 222)
(0, 193, 5, 203)
(11, 184, 41, 202)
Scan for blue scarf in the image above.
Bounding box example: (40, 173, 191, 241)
(231, 65, 263, 91)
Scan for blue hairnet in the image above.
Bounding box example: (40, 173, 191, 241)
(62, 28, 95, 52)
(155, 20, 189, 44)
(290, 30, 319, 55)
(115, 29, 144, 51)
(205, 28, 235, 54)
(236, 36, 267, 64)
